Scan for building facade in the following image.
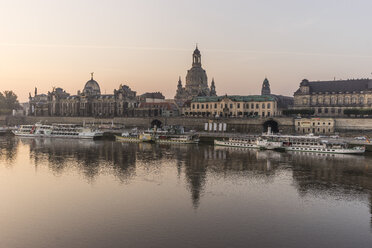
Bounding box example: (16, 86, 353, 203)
(29, 74, 138, 117)
(175, 46, 217, 106)
(293, 78, 372, 116)
(184, 95, 278, 118)
(134, 92, 179, 117)
(295, 117, 335, 134)
(29, 87, 49, 116)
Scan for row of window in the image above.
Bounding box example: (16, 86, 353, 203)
(192, 102, 272, 110)
(184, 111, 272, 117)
(306, 96, 372, 105)
(298, 128, 332, 133)
(317, 108, 343, 114)
(297, 122, 332, 126)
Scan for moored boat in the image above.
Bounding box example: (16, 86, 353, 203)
(262, 133, 365, 154)
(115, 132, 154, 143)
(12, 123, 53, 137)
(12, 123, 103, 139)
(214, 137, 260, 149)
(155, 134, 199, 144)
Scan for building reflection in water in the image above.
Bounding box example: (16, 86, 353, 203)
(1, 137, 372, 226)
(289, 151, 372, 227)
(0, 137, 19, 166)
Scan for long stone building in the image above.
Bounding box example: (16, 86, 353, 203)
(182, 77, 293, 118)
(29, 74, 138, 117)
(293, 78, 372, 116)
(184, 95, 279, 118)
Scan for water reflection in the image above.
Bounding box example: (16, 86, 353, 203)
(289, 151, 372, 227)
(0, 136, 19, 165)
(1, 137, 372, 229)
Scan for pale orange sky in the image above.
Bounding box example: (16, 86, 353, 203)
(2, 0, 372, 102)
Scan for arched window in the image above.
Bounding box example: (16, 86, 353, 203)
(338, 96, 343, 104)
(345, 97, 349, 104)
(351, 97, 356, 104)
(359, 97, 364, 104)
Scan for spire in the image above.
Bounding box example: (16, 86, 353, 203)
(210, 78, 216, 96)
(90, 72, 94, 80)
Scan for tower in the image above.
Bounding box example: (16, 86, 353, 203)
(261, 78, 271, 95)
(177, 76, 182, 91)
(192, 44, 201, 67)
(210, 78, 216, 96)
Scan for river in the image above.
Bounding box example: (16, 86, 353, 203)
(0, 137, 371, 248)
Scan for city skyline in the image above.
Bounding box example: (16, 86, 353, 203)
(2, 0, 372, 102)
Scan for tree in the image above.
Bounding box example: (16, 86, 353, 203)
(282, 109, 315, 116)
(0, 91, 21, 115)
(344, 108, 372, 117)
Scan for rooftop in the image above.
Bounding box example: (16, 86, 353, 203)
(298, 78, 372, 94)
(192, 95, 276, 103)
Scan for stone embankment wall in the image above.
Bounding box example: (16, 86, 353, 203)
(5, 116, 295, 134)
(335, 118, 372, 134)
(0, 116, 6, 125)
(5, 115, 372, 134)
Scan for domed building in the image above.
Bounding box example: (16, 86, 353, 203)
(175, 45, 217, 105)
(39, 73, 138, 117)
(83, 73, 101, 96)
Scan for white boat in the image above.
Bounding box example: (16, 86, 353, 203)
(155, 134, 199, 144)
(284, 140, 365, 154)
(214, 136, 283, 150)
(262, 133, 365, 154)
(49, 124, 103, 139)
(214, 137, 260, 149)
(12, 123, 53, 137)
(256, 138, 283, 150)
(13, 123, 103, 139)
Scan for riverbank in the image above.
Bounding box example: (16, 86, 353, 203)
(3, 115, 372, 136)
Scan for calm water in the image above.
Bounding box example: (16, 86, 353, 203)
(0, 137, 371, 248)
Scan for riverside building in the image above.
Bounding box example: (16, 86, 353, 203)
(182, 77, 293, 118)
(29, 73, 138, 117)
(184, 95, 279, 118)
(293, 78, 372, 116)
(295, 117, 335, 134)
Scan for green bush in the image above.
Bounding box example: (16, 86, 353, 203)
(344, 108, 372, 116)
(282, 109, 315, 116)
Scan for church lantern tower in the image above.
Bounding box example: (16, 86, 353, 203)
(192, 45, 201, 67)
(261, 78, 271, 95)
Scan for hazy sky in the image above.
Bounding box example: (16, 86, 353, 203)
(1, 0, 372, 102)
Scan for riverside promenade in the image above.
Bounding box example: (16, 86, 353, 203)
(3, 115, 372, 136)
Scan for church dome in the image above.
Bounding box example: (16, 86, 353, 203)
(83, 73, 101, 96)
(186, 67, 208, 87)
